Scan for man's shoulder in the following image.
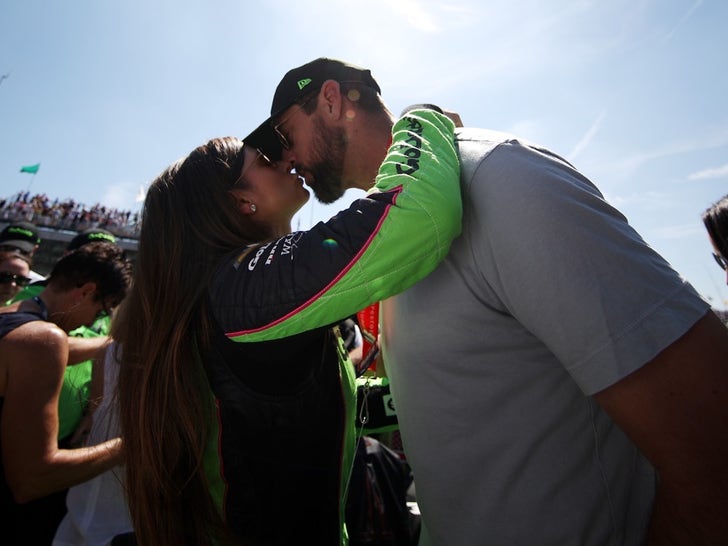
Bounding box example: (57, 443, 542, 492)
(456, 126, 516, 144)
(455, 127, 537, 174)
(456, 127, 575, 188)
(0, 314, 65, 349)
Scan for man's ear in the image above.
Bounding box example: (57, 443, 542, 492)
(78, 281, 97, 300)
(320, 79, 343, 118)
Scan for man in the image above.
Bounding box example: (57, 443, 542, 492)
(0, 242, 132, 545)
(11, 227, 121, 445)
(245, 57, 728, 545)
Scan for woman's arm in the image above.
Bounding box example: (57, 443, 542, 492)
(215, 108, 461, 342)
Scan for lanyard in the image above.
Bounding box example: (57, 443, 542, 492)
(32, 295, 49, 320)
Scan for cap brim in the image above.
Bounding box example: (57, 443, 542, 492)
(243, 118, 284, 162)
(0, 239, 36, 253)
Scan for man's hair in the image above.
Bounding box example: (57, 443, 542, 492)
(48, 241, 132, 306)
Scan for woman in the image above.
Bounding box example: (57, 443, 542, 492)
(115, 108, 460, 545)
(703, 193, 728, 283)
(0, 250, 32, 305)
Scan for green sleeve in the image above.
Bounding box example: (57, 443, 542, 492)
(231, 108, 461, 342)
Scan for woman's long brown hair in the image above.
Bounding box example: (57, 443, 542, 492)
(114, 137, 263, 545)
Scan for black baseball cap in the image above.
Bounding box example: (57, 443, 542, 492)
(0, 221, 40, 254)
(66, 228, 117, 251)
(244, 58, 381, 159)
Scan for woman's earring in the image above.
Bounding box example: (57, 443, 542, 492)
(249, 203, 257, 213)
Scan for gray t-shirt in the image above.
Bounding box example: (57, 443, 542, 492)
(382, 128, 709, 546)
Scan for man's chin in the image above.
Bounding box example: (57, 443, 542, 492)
(309, 180, 344, 204)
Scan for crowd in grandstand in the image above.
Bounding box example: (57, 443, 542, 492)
(0, 192, 139, 239)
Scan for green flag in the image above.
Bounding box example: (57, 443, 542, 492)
(20, 163, 40, 174)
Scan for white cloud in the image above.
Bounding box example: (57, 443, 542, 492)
(652, 222, 703, 240)
(602, 127, 728, 182)
(569, 110, 606, 162)
(102, 181, 142, 212)
(135, 184, 147, 203)
(389, 0, 440, 32)
(603, 190, 673, 211)
(664, 0, 703, 42)
(688, 163, 728, 181)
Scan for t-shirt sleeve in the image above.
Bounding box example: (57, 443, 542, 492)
(468, 141, 709, 394)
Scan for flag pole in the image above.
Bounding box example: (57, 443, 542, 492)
(26, 171, 37, 193)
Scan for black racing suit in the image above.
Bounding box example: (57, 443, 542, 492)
(201, 110, 462, 545)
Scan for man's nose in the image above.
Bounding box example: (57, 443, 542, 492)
(280, 146, 296, 164)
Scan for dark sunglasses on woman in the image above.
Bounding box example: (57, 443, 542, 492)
(0, 272, 32, 287)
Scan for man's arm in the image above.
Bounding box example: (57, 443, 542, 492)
(594, 310, 728, 545)
(2, 322, 122, 502)
(67, 335, 110, 365)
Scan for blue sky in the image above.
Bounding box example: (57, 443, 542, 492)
(2, 0, 727, 307)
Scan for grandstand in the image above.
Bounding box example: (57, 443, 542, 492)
(1, 192, 139, 276)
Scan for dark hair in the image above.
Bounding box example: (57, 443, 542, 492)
(703, 194, 728, 258)
(115, 136, 260, 545)
(47, 242, 132, 306)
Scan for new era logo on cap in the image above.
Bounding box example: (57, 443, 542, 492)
(297, 78, 312, 90)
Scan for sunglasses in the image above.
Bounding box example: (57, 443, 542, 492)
(233, 146, 275, 188)
(272, 88, 321, 151)
(0, 272, 32, 287)
(713, 252, 727, 271)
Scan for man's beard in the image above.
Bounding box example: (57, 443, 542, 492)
(306, 118, 347, 204)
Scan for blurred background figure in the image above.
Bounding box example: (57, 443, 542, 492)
(0, 221, 44, 282)
(0, 250, 32, 305)
(702, 193, 728, 285)
(10, 228, 122, 448)
(0, 242, 131, 546)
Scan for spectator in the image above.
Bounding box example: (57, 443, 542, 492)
(1, 194, 139, 239)
(52, 342, 134, 546)
(0, 221, 44, 282)
(11, 228, 123, 447)
(0, 242, 132, 545)
(0, 251, 32, 305)
(702, 193, 728, 284)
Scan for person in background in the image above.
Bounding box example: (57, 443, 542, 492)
(50, 233, 131, 546)
(52, 341, 134, 546)
(0, 221, 44, 282)
(702, 193, 728, 285)
(115, 111, 459, 546)
(0, 250, 32, 305)
(246, 56, 728, 545)
(0, 242, 132, 546)
(11, 227, 122, 446)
